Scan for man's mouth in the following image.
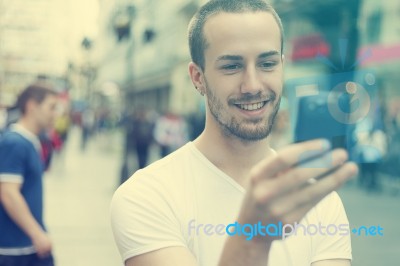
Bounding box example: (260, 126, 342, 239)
(234, 100, 269, 111)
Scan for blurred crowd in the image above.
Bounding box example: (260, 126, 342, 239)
(0, 92, 205, 180)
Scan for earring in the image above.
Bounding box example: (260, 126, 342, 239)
(196, 87, 204, 96)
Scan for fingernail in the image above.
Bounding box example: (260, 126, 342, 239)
(321, 139, 331, 151)
(335, 149, 348, 164)
(348, 163, 359, 176)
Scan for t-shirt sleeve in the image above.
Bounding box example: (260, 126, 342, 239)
(0, 139, 25, 183)
(110, 172, 187, 262)
(310, 191, 352, 263)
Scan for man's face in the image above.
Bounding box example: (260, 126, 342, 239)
(201, 12, 284, 141)
(32, 94, 58, 131)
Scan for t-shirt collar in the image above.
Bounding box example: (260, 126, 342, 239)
(10, 123, 41, 152)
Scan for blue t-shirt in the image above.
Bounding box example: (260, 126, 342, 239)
(0, 128, 46, 254)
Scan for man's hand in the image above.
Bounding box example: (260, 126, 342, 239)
(238, 139, 358, 243)
(31, 231, 53, 258)
(0, 182, 53, 257)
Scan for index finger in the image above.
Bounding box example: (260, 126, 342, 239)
(251, 139, 331, 183)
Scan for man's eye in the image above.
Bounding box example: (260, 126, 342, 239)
(259, 61, 277, 69)
(221, 64, 242, 71)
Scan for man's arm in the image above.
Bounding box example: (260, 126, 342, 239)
(0, 182, 52, 257)
(125, 247, 197, 266)
(218, 140, 356, 266)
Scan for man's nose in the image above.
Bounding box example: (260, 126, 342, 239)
(240, 66, 263, 94)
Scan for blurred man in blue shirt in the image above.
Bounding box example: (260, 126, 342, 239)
(0, 83, 58, 266)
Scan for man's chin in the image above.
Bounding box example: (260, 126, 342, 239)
(226, 126, 271, 142)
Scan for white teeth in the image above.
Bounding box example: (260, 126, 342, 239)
(239, 101, 266, 111)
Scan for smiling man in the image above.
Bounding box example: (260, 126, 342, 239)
(111, 1, 358, 266)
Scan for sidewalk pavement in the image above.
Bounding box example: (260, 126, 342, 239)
(338, 182, 400, 266)
(44, 128, 124, 266)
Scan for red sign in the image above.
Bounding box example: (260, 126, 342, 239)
(359, 43, 400, 67)
(290, 34, 330, 61)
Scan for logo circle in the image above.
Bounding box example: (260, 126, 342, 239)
(328, 81, 371, 124)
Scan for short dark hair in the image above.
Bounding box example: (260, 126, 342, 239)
(16, 82, 57, 114)
(188, 0, 284, 71)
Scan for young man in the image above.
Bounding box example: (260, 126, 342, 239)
(0, 83, 58, 266)
(111, 1, 358, 265)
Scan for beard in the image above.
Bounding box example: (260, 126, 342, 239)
(204, 79, 281, 142)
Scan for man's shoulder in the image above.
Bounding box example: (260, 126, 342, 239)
(304, 191, 347, 223)
(111, 144, 197, 226)
(0, 131, 28, 150)
(317, 191, 342, 209)
(147, 142, 192, 169)
(119, 143, 195, 191)
(1, 130, 23, 140)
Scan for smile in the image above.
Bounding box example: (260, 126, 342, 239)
(235, 101, 268, 111)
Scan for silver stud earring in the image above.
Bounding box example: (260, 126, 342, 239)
(196, 87, 204, 96)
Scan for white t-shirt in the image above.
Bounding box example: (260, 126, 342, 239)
(111, 142, 352, 265)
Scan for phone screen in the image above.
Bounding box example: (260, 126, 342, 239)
(294, 91, 348, 149)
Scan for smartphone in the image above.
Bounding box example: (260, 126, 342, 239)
(294, 91, 348, 149)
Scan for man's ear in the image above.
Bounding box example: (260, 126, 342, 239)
(188, 62, 206, 96)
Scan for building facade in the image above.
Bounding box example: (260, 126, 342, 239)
(0, 0, 75, 106)
(94, 0, 206, 115)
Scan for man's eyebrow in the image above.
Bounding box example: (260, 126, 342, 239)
(216, 51, 281, 62)
(216, 55, 243, 61)
(258, 51, 281, 59)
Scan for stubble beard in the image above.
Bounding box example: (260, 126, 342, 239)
(204, 79, 281, 142)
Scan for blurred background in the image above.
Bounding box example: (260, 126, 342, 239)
(0, 0, 399, 265)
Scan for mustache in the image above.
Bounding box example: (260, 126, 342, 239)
(228, 92, 277, 104)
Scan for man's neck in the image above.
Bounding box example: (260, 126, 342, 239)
(193, 127, 274, 188)
(18, 117, 40, 136)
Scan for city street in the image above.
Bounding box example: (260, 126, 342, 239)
(43, 128, 399, 266)
(1, 1, 399, 265)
